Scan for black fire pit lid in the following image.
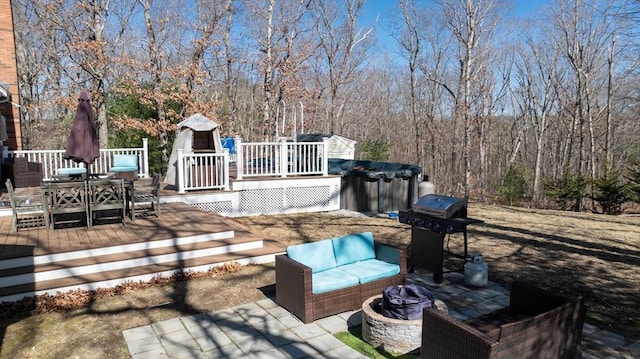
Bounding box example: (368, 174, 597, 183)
(381, 284, 435, 320)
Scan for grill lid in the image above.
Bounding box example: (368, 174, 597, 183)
(413, 194, 467, 219)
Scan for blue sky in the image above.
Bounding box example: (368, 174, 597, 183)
(511, 0, 551, 17)
(361, 0, 551, 20)
(359, 0, 551, 62)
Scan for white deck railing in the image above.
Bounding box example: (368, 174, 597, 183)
(176, 149, 230, 194)
(172, 139, 328, 193)
(5, 139, 150, 180)
(4, 137, 329, 193)
(234, 138, 329, 180)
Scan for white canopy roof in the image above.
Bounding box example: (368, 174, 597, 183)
(164, 113, 223, 185)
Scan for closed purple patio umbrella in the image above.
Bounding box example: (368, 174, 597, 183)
(64, 89, 100, 179)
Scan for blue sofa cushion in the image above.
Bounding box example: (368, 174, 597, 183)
(110, 166, 139, 172)
(332, 232, 376, 266)
(56, 167, 86, 175)
(286, 240, 337, 273)
(312, 268, 360, 294)
(110, 154, 139, 172)
(338, 259, 401, 284)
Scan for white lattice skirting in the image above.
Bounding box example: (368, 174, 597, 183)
(184, 177, 341, 217)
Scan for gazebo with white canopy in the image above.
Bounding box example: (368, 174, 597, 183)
(164, 113, 223, 186)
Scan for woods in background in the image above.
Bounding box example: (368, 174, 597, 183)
(11, 0, 640, 212)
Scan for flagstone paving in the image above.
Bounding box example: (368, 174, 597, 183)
(123, 269, 639, 358)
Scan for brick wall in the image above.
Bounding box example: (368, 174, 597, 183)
(0, 0, 21, 151)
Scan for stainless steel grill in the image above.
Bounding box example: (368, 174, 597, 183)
(412, 194, 467, 219)
(399, 195, 477, 234)
(399, 194, 483, 283)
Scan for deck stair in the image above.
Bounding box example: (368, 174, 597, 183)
(0, 202, 285, 302)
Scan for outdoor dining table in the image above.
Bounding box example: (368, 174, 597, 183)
(51, 172, 115, 181)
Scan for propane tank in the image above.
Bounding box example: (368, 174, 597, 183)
(418, 178, 435, 197)
(464, 253, 488, 288)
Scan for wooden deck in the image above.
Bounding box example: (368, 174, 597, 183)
(0, 202, 264, 258)
(0, 201, 285, 302)
(0, 171, 344, 302)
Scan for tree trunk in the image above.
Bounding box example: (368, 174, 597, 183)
(262, 0, 275, 141)
(140, 0, 169, 163)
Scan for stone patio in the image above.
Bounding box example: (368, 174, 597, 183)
(122, 269, 639, 358)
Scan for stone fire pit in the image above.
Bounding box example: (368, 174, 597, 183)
(361, 294, 448, 354)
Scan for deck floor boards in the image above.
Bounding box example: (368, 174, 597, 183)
(0, 202, 261, 260)
(0, 173, 319, 262)
(0, 174, 327, 300)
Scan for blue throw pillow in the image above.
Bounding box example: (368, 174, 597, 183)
(332, 232, 376, 266)
(286, 240, 337, 273)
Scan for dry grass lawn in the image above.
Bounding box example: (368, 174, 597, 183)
(0, 203, 638, 358)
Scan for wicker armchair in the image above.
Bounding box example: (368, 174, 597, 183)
(3, 157, 43, 188)
(421, 281, 586, 359)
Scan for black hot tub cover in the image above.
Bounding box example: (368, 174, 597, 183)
(328, 159, 421, 180)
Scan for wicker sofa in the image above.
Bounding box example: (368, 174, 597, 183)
(421, 281, 586, 359)
(276, 232, 406, 323)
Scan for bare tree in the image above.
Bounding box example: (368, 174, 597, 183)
(549, 0, 617, 209)
(472, 46, 510, 201)
(436, 0, 505, 198)
(221, 0, 237, 134)
(241, 0, 314, 140)
(310, 0, 374, 134)
(13, 0, 66, 149)
(13, 0, 133, 149)
(179, 0, 228, 118)
(511, 29, 561, 200)
(260, 0, 275, 140)
(138, 0, 171, 162)
(73, 0, 110, 148)
(398, 0, 424, 166)
(11, 0, 640, 207)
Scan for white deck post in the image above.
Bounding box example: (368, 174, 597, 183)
(235, 137, 243, 180)
(322, 138, 329, 176)
(223, 149, 230, 190)
(177, 149, 185, 194)
(142, 138, 149, 178)
(280, 139, 288, 178)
